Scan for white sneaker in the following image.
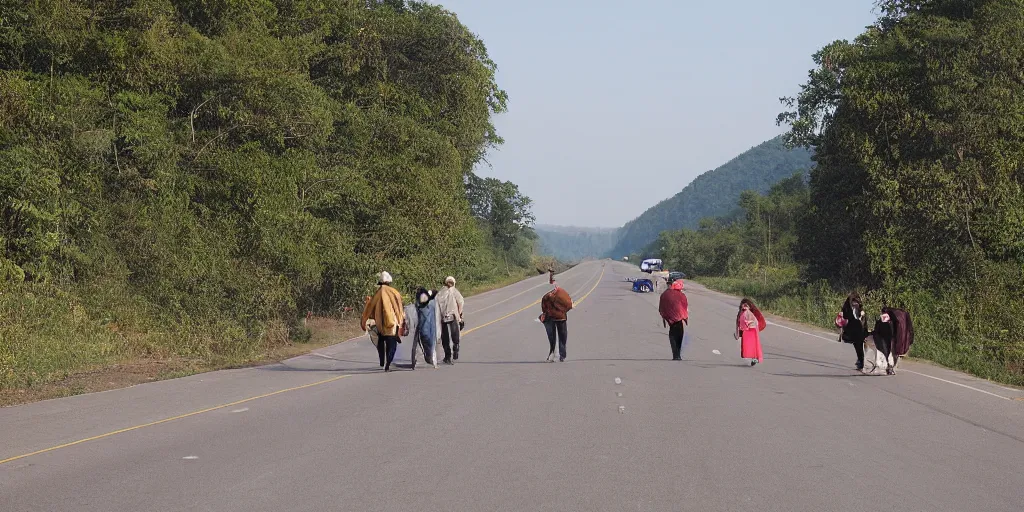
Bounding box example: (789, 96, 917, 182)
(546, 352, 555, 362)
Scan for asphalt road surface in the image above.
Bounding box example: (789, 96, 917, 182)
(2, 260, 1023, 511)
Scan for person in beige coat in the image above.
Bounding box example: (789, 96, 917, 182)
(436, 276, 465, 364)
(360, 271, 404, 372)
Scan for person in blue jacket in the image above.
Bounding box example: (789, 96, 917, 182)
(412, 287, 441, 369)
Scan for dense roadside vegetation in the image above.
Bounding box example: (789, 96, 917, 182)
(656, 0, 1024, 386)
(0, 0, 540, 392)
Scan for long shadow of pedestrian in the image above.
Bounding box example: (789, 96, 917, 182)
(259, 364, 385, 374)
(766, 372, 872, 379)
(690, 363, 753, 369)
(764, 352, 850, 371)
(459, 358, 682, 365)
(258, 356, 404, 374)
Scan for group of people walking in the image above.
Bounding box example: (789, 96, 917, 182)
(836, 292, 914, 374)
(362, 268, 908, 373)
(360, 272, 464, 372)
(360, 269, 579, 370)
(653, 276, 912, 373)
(656, 277, 767, 365)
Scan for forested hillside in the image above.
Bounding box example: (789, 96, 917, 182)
(534, 225, 619, 262)
(0, 0, 535, 391)
(607, 136, 812, 258)
(659, 0, 1024, 386)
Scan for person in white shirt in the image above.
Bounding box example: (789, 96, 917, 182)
(436, 276, 465, 364)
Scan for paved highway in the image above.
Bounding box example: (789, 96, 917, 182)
(2, 260, 1023, 511)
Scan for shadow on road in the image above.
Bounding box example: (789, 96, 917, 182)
(766, 372, 870, 379)
(257, 359, 388, 374)
(460, 358, 689, 365)
(764, 352, 850, 371)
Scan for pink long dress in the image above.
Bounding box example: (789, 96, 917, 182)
(739, 310, 763, 360)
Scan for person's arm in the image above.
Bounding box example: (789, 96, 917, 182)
(456, 290, 465, 317)
(394, 292, 405, 328)
(360, 295, 373, 331)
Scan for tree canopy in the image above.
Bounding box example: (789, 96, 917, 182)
(779, 0, 1024, 289)
(0, 0, 534, 389)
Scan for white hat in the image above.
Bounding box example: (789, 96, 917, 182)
(445, 276, 456, 286)
(378, 271, 393, 284)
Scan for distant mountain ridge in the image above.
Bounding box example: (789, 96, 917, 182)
(533, 136, 813, 262)
(534, 225, 620, 262)
(606, 136, 813, 257)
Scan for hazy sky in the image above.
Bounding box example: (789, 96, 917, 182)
(435, 0, 879, 227)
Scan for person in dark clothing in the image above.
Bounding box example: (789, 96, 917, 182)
(540, 281, 573, 362)
(871, 307, 914, 375)
(840, 293, 867, 370)
(658, 280, 689, 360)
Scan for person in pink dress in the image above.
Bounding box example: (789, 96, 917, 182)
(734, 298, 766, 366)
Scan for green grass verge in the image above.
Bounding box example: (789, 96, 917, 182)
(1, 259, 557, 395)
(698, 276, 1024, 388)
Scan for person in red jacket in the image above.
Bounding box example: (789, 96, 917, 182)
(540, 280, 574, 362)
(658, 279, 689, 360)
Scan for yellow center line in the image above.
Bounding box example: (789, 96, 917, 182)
(573, 264, 606, 307)
(468, 280, 549, 315)
(463, 265, 605, 337)
(0, 265, 608, 466)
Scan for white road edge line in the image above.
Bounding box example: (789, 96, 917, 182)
(766, 321, 1015, 401)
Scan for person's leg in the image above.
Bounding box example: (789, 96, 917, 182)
(557, 321, 568, 361)
(430, 337, 438, 367)
(424, 336, 435, 365)
(411, 333, 420, 369)
(877, 336, 895, 374)
(377, 333, 386, 368)
(451, 321, 461, 361)
(544, 320, 557, 360)
(441, 322, 452, 363)
(669, 321, 684, 360)
(385, 337, 398, 371)
(853, 340, 865, 370)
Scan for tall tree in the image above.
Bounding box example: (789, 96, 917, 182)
(778, 0, 1024, 289)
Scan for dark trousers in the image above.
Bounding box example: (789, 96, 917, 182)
(853, 340, 865, 368)
(377, 335, 399, 369)
(544, 320, 568, 359)
(441, 320, 461, 361)
(668, 321, 685, 360)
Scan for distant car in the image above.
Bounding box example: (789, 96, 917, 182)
(631, 279, 654, 293)
(668, 271, 686, 281)
(640, 258, 663, 273)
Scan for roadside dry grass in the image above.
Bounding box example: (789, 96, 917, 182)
(0, 315, 364, 407)
(2, 270, 544, 407)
